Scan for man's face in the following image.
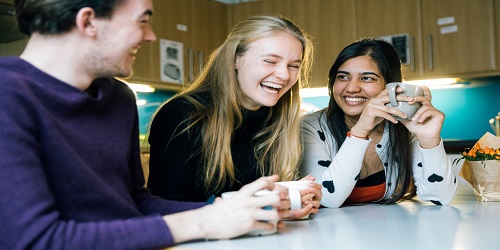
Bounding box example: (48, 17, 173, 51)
(90, 0, 157, 78)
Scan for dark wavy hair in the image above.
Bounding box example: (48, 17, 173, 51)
(325, 37, 416, 203)
(15, 0, 126, 35)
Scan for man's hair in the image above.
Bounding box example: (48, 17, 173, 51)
(15, 0, 126, 35)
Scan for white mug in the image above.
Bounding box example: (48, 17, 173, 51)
(221, 190, 278, 236)
(385, 82, 424, 120)
(276, 180, 313, 219)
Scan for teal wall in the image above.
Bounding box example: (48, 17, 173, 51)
(136, 90, 176, 136)
(431, 77, 499, 140)
(137, 76, 500, 141)
(302, 76, 500, 141)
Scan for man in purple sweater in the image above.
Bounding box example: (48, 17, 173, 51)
(0, 0, 286, 249)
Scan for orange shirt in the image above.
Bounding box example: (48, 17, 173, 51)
(344, 170, 386, 204)
(345, 182, 386, 204)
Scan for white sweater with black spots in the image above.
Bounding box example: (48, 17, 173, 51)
(300, 111, 458, 208)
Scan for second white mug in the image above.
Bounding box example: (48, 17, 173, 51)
(276, 180, 313, 219)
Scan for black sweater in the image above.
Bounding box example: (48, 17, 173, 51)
(148, 93, 271, 202)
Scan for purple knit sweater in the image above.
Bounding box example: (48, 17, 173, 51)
(0, 57, 204, 250)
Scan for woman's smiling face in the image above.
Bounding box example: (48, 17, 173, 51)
(333, 55, 386, 117)
(235, 31, 303, 110)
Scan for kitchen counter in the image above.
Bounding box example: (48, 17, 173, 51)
(167, 181, 500, 250)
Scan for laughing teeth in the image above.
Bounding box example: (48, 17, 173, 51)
(345, 97, 367, 102)
(261, 81, 283, 89)
(130, 49, 138, 55)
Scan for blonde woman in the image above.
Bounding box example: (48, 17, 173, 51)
(148, 15, 321, 219)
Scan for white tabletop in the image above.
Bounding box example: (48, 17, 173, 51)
(167, 181, 500, 250)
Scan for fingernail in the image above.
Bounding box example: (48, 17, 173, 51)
(206, 195, 215, 204)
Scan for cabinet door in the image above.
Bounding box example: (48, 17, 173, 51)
(130, 0, 227, 89)
(257, 0, 293, 17)
(130, 0, 191, 87)
(154, 0, 192, 85)
(356, 0, 423, 79)
(229, 0, 356, 88)
(191, 0, 228, 82)
(421, 0, 496, 77)
(130, 42, 156, 82)
(291, 0, 357, 88)
(229, 1, 265, 25)
(497, 0, 500, 70)
(228, 0, 292, 28)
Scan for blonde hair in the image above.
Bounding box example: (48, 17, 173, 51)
(166, 15, 313, 195)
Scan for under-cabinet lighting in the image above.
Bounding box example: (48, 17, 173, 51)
(126, 83, 155, 93)
(403, 78, 461, 87)
(300, 78, 463, 97)
(136, 99, 147, 106)
(116, 78, 156, 93)
(300, 87, 329, 97)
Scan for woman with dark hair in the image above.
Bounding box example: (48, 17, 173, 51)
(300, 37, 457, 208)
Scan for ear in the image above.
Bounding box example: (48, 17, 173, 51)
(75, 7, 97, 37)
(235, 56, 241, 70)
